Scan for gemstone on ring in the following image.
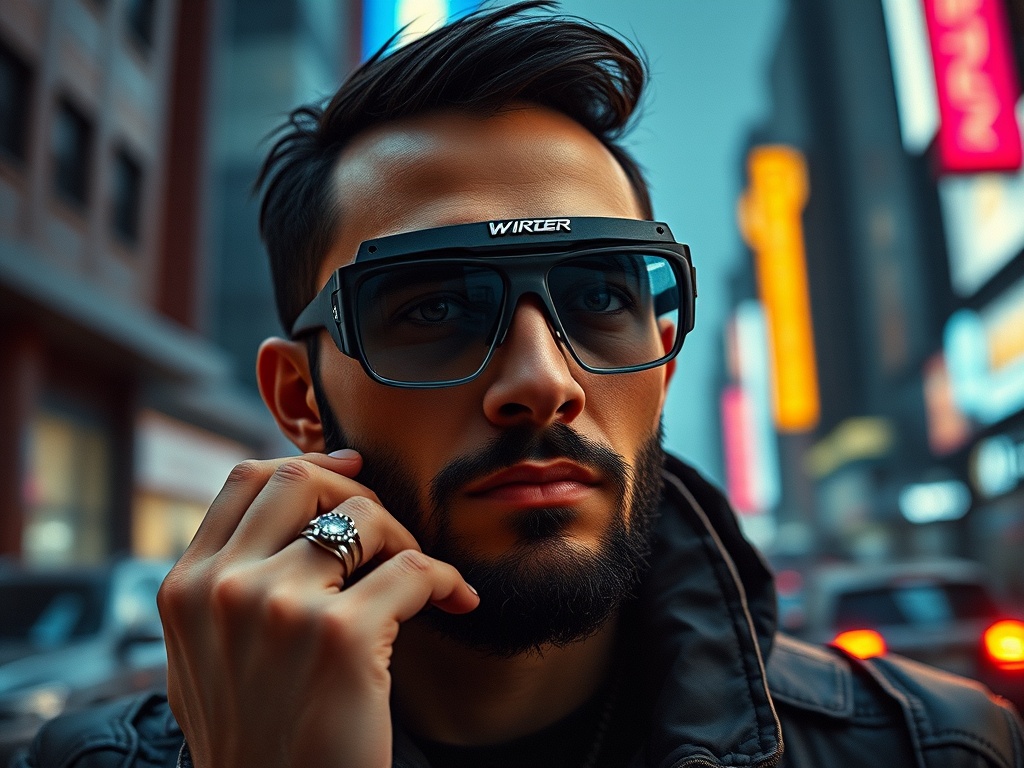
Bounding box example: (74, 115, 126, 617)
(300, 511, 363, 578)
(311, 511, 358, 543)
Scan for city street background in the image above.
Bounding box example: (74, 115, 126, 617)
(3, 0, 1024, 751)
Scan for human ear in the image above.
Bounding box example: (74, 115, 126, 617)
(256, 337, 325, 453)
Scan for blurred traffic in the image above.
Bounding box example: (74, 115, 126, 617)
(794, 559, 1024, 711)
(1, 0, 1024, 755)
(0, 559, 170, 763)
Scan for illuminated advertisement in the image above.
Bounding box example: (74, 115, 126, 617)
(737, 146, 820, 433)
(922, 352, 972, 455)
(721, 385, 756, 515)
(938, 98, 1024, 297)
(971, 432, 1024, 498)
(881, 0, 940, 154)
(362, 0, 480, 60)
(721, 302, 782, 517)
(923, 0, 1022, 173)
(946, 274, 1024, 425)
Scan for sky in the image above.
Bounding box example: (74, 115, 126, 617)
(556, 0, 786, 482)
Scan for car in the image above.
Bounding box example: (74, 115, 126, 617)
(0, 558, 172, 764)
(798, 558, 1024, 712)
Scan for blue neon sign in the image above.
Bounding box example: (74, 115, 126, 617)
(362, 0, 481, 61)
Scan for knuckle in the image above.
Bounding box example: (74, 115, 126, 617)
(210, 570, 255, 615)
(341, 494, 383, 523)
(272, 459, 315, 486)
(263, 588, 307, 627)
(317, 605, 362, 648)
(393, 549, 433, 577)
(226, 459, 265, 486)
(156, 572, 187, 618)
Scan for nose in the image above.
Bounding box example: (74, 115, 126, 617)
(482, 297, 585, 428)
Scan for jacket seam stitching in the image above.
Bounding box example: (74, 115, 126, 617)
(771, 640, 850, 714)
(663, 470, 782, 762)
(669, 476, 764, 758)
(920, 727, 1013, 758)
(875, 657, 1017, 768)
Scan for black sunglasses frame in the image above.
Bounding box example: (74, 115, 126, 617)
(291, 217, 697, 388)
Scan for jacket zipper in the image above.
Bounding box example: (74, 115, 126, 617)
(672, 751, 784, 768)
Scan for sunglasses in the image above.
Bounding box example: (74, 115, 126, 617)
(291, 217, 697, 388)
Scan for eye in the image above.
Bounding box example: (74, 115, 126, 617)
(414, 298, 453, 322)
(573, 285, 630, 313)
(399, 294, 483, 325)
(581, 288, 616, 312)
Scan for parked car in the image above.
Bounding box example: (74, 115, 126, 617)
(0, 558, 172, 763)
(799, 558, 1024, 712)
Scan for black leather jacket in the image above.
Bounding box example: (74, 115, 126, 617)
(14, 455, 1024, 768)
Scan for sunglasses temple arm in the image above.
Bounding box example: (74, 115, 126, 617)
(290, 282, 349, 355)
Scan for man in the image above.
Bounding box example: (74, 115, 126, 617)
(17, 3, 1024, 767)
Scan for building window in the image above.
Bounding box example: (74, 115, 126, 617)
(52, 99, 92, 208)
(125, 0, 156, 53)
(0, 41, 32, 162)
(23, 406, 112, 566)
(111, 147, 143, 245)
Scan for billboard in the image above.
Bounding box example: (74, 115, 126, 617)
(923, 0, 1023, 173)
(938, 98, 1024, 296)
(737, 146, 820, 433)
(721, 302, 782, 516)
(946, 274, 1024, 425)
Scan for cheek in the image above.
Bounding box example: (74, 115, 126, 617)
(318, 350, 479, 484)
(586, 369, 666, 444)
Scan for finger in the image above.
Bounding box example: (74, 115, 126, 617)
(226, 460, 412, 558)
(185, 452, 363, 559)
(276, 494, 423, 583)
(341, 549, 480, 622)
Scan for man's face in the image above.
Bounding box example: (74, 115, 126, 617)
(311, 105, 674, 653)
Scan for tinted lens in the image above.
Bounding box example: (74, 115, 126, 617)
(356, 263, 504, 383)
(548, 253, 681, 370)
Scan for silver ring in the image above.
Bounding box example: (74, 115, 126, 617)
(300, 511, 363, 580)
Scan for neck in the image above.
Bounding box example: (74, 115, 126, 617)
(391, 612, 619, 746)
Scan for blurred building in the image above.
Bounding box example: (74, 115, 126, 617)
(0, 0, 484, 567)
(0, 0, 282, 566)
(725, 0, 1024, 595)
(209, 0, 356, 392)
(208, 0, 476, 387)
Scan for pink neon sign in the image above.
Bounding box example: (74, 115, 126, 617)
(924, 0, 1022, 173)
(721, 386, 756, 515)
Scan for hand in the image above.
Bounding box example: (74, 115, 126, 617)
(157, 451, 480, 768)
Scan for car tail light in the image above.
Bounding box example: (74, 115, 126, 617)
(832, 629, 887, 659)
(984, 620, 1024, 669)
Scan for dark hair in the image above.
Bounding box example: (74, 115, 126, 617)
(255, 0, 651, 336)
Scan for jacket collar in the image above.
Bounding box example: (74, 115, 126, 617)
(628, 454, 782, 767)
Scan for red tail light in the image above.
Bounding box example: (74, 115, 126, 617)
(832, 629, 887, 659)
(984, 620, 1024, 668)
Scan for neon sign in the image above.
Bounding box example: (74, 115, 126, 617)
(362, 0, 479, 61)
(923, 0, 1023, 173)
(945, 275, 1024, 425)
(737, 146, 820, 432)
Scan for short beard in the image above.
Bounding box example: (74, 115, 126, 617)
(311, 358, 664, 656)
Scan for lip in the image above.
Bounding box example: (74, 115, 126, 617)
(465, 461, 601, 502)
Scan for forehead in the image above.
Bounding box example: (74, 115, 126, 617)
(318, 105, 643, 285)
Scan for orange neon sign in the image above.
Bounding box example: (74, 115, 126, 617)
(737, 146, 820, 433)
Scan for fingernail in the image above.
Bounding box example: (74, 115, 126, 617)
(328, 449, 359, 460)
(467, 583, 479, 596)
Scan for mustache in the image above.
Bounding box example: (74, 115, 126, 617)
(429, 422, 630, 510)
